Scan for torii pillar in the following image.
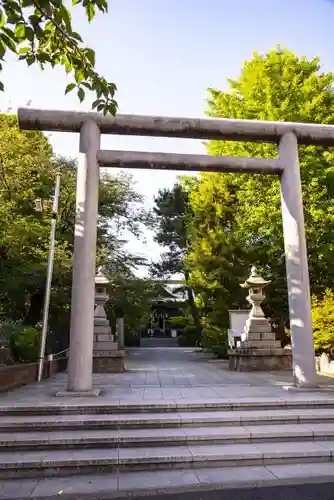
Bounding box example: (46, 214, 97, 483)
(59, 120, 101, 396)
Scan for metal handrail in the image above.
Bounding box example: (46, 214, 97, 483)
(52, 348, 69, 360)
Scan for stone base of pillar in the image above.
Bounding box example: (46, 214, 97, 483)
(93, 350, 125, 373)
(283, 384, 320, 392)
(228, 349, 292, 371)
(55, 388, 101, 397)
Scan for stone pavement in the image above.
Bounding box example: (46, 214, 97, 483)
(124, 482, 334, 500)
(2, 348, 334, 499)
(1, 347, 334, 405)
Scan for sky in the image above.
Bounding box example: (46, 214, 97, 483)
(0, 0, 333, 274)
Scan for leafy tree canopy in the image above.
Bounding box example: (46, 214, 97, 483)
(151, 180, 202, 339)
(105, 276, 159, 337)
(0, 0, 117, 114)
(0, 114, 148, 342)
(151, 182, 189, 278)
(312, 289, 334, 353)
(186, 47, 334, 332)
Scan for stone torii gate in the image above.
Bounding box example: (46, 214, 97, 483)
(18, 108, 334, 393)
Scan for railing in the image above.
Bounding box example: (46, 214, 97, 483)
(50, 347, 69, 361)
(38, 348, 69, 381)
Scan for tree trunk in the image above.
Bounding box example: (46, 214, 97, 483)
(25, 288, 44, 326)
(184, 270, 202, 345)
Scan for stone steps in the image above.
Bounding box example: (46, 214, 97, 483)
(0, 399, 334, 488)
(2, 462, 334, 500)
(2, 398, 334, 415)
(0, 439, 334, 479)
(1, 423, 334, 451)
(1, 407, 334, 432)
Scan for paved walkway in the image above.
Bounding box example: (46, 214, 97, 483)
(1, 347, 334, 405)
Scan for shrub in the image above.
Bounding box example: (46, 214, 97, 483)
(212, 343, 228, 359)
(203, 324, 228, 346)
(0, 320, 18, 364)
(0, 319, 18, 347)
(178, 325, 199, 347)
(10, 324, 39, 363)
(125, 330, 140, 347)
(312, 289, 334, 354)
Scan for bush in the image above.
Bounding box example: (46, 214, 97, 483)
(203, 325, 228, 346)
(0, 319, 17, 347)
(10, 324, 39, 363)
(177, 325, 199, 347)
(212, 343, 228, 359)
(125, 330, 140, 347)
(312, 289, 334, 354)
(0, 320, 18, 364)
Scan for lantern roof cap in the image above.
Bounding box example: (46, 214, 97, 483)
(240, 266, 271, 289)
(95, 267, 109, 286)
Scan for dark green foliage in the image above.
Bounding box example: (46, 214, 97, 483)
(10, 323, 39, 362)
(177, 325, 199, 347)
(151, 183, 189, 277)
(312, 289, 334, 354)
(0, 115, 150, 352)
(212, 344, 228, 359)
(124, 330, 141, 347)
(186, 47, 334, 336)
(0, 0, 117, 114)
(105, 277, 159, 339)
(151, 183, 202, 338)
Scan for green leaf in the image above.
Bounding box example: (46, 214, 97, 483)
(26, 54, 35, 66)
(65, 82, 76, 94)
(28, 14, 41, 26)
(74, 69, 84, 83)
(0, 33, 17, 53)
(59, 5, 72, 32)
(6, 10, 22, 24)
(2, 26, 15, 38)
(86, 2, 95, 22)
(92, 98, 104, 108)
(95, 0, 108, 13)
(108, 101, 117, 116)
(25, 26, 34, 42)
(77, 87, 85, 102)
(71, 31, 83, 42)
(0, 81, 4, 91)
(15, 23, 26, 40)
(85, 48, 95, 66)
(81, 82, 92, 90)
(0, 10, 5, 29)
(37, 52, 51, 64)
(0, 39, 6, 58)
(44, 21, 54, 32)
(64, 58, 72, 73)
(19, 46, 30, 54)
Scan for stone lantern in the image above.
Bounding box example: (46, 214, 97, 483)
(93, 268, 125, 373)
(94, 268, 111, 328)
(240, 266, 271, 323)
(228, 266, 292, 372)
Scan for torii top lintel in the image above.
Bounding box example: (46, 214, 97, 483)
(17, 107, 334, 146)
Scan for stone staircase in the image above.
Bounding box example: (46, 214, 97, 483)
(1, 399, 334, 498)
(140, 336, 178, 347)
